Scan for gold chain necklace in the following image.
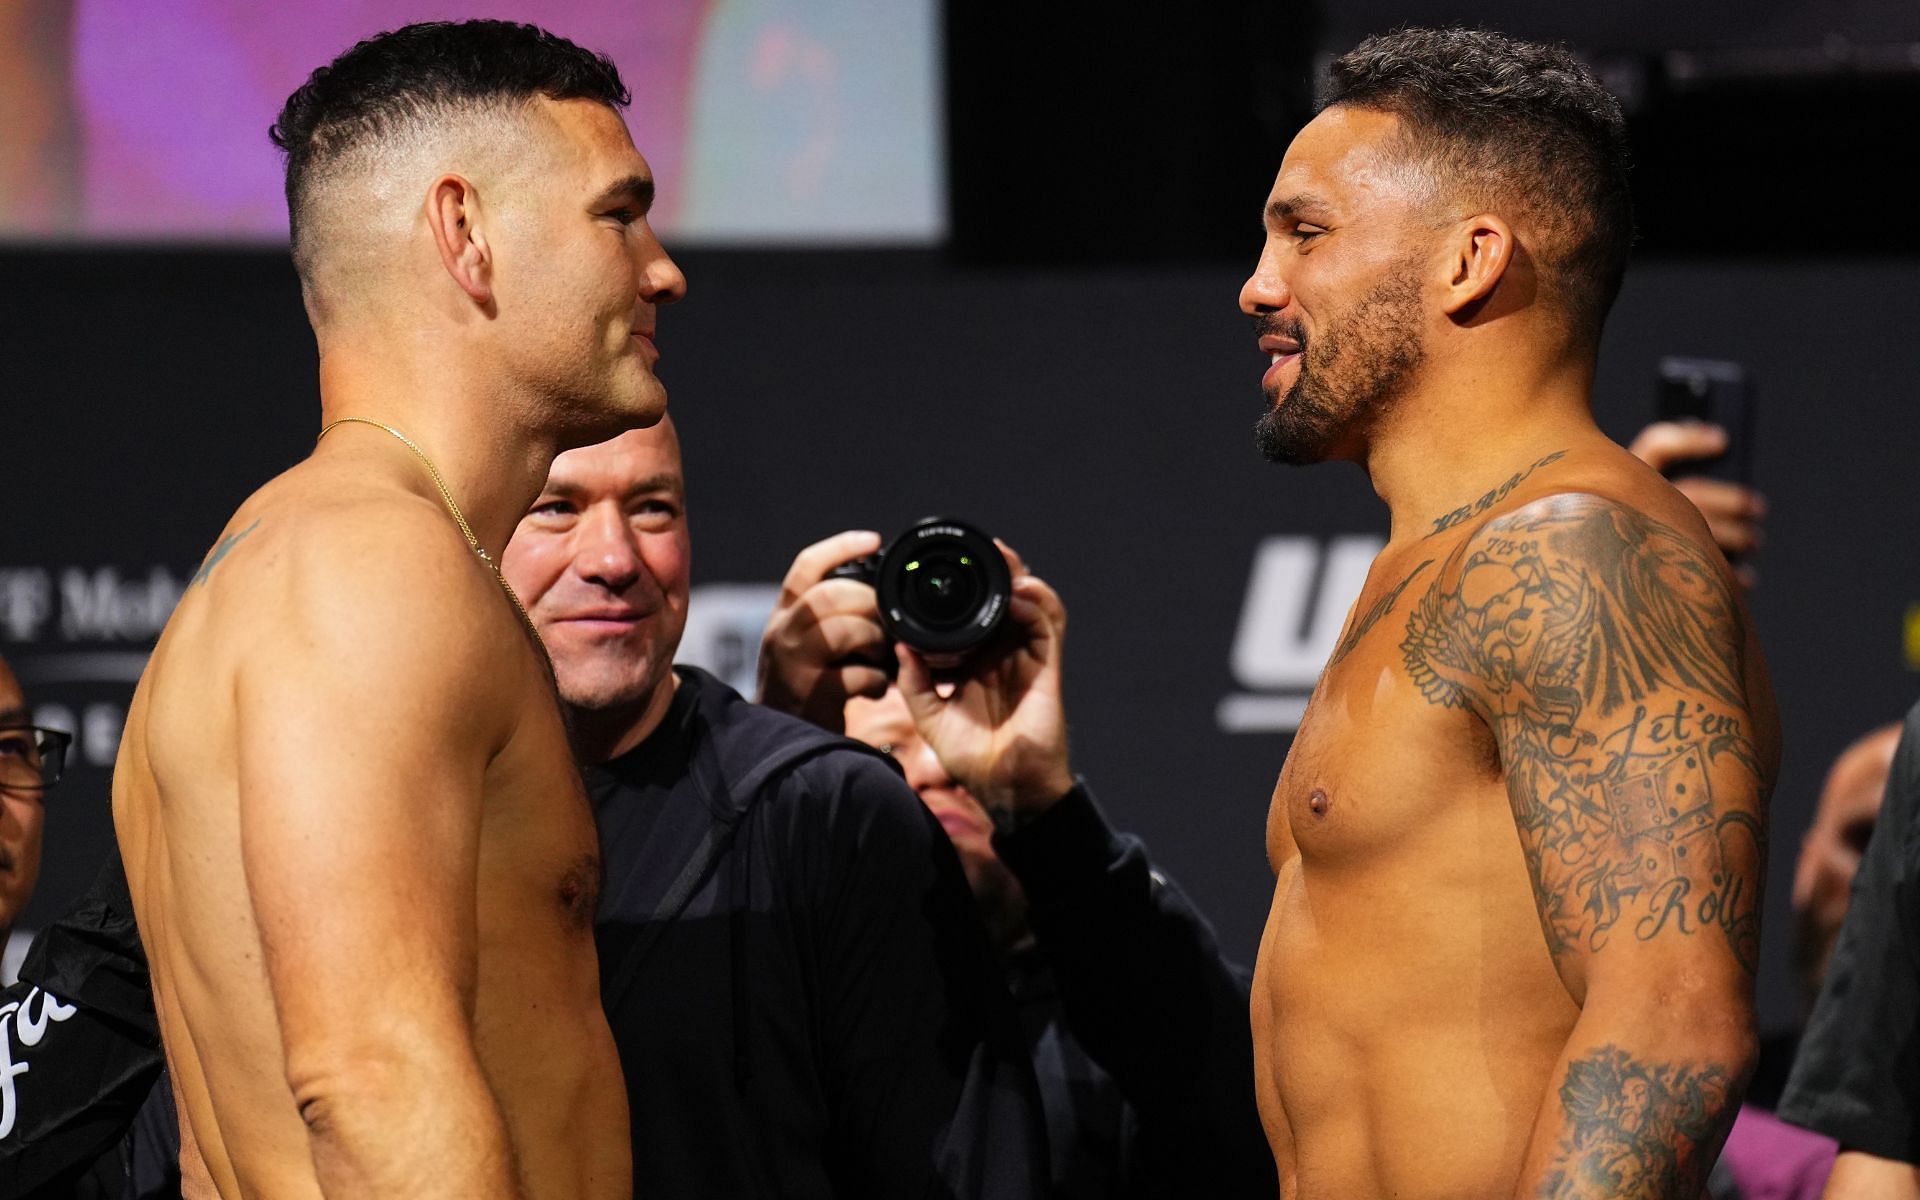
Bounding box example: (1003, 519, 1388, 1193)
(316, 417, 549, 660)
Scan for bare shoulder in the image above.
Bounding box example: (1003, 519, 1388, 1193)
(168, 464, 534, 725)
(1473, 487, 1741, 638)
(1408, 483, 1756, 715)
(1464, 442, 1729, 567)
(1418, 442, 1749, 652)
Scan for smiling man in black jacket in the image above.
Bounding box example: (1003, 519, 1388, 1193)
(503, 416, 1043, 1196)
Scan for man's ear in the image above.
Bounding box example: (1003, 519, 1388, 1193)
(426, 174, 493, 308)
(1439, 212, 1515, 318)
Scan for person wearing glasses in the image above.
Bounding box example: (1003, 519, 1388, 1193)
(0, 652, 142, 1200)
(0, 653, 66, 962)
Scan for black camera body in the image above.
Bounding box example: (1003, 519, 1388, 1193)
(829, 517, 1012, 664)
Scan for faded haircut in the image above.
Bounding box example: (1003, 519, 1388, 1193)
(270, 19, 629, 283)
(1322, 28, 1634, 342)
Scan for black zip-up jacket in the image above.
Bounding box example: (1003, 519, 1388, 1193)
(589, 666, 1046, 1196)
(996, 787, 1278, 1197)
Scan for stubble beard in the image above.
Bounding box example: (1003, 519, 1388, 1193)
(1253, 266, 1428, 466)
(554, 639, 670, 718)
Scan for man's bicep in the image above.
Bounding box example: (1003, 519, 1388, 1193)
(1510, 677, 1767, 991)
(232, 585, 506, 1043)
(1404, 493, 1769, 984)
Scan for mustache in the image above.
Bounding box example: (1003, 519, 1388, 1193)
(1253, 312, 1306, 349)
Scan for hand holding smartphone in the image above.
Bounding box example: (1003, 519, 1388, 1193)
(1654, 357, 1756, 485)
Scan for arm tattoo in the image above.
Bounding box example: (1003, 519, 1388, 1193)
(1426, 449, 1568, 538)
(1327, 558, 1432, 669)
(190, 519, 261, 588)
(1400, 495, 1764, 973)
(1538, 1044, 1731, 1199)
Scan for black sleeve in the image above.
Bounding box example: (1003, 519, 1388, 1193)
(994, 781, 1278, 1198)
(1, 851, 167, 1196)
(787, 752, 1049, 1200)
(1777, 702, 1920, 1163)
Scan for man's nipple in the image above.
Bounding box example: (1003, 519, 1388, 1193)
(1307, 788, 1332, 817)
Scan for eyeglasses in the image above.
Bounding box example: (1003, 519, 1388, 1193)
(0, 726, 73, 794)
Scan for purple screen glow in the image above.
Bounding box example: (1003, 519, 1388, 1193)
(0, 0, 940, 243)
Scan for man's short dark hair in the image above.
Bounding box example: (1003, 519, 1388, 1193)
(1322, 28, 1634, 339)
(270, 20, 630, 274)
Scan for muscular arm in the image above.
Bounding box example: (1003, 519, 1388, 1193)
(236, 523, 527, 1199)
(1401, 493, 1775, 1199)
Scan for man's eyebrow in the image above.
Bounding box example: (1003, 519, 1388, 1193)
(623, 472, 682, 500)
(589, 173, 655, 213)
(0, 706, 29, 726)
(539, 471, 682, 502)
(1267, 192, 1331, 223)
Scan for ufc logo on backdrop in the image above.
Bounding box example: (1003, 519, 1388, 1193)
(1217, 535, 1384, 734)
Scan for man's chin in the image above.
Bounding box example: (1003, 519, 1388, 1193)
(551, 648, 673, 714)
(615, 368, 670, 426)
(557, 677, 662, 718)
(618, 386, 669, 431)
(557, 384, 667, 451)
(1254, 414, 1331, 466)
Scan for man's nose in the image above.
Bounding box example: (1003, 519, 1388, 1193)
(638, 232, 687, 306)
(900, 738, 956, 795)
(1239, 246, 1292, 316)
(576, 507, 644, 591)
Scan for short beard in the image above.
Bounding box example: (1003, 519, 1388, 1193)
(557, 658, 667, 719)
(1254, 264, 1427, 465)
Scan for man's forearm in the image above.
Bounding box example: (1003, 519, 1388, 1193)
(293, 1045, 525, 1199)
(1823, 1151, 1920, 1200)
(1512, 1007, 1752, 1199)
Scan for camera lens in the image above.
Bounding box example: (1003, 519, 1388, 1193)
(873, 518, 1011, 658)
(905, 551, 983, 629)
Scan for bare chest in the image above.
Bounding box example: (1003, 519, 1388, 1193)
(1265, 614, 1498, 876)
(481, 703, 603, 933)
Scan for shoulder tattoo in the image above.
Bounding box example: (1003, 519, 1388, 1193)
(1400, 495, 1764, 973)
(190, 519, 262, 588)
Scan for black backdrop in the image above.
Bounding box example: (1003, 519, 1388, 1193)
(4, 245, 1918, 1036)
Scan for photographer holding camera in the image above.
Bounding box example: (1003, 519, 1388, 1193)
(760, 529, 1277, 1199)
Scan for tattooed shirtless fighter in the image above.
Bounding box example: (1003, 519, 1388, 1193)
(1241, 30, 1779, 1199)
(111, 22, 683, 1199)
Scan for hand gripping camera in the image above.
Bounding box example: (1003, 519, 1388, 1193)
(828, 517, 1012, 667)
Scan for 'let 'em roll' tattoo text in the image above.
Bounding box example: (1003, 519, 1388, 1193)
(1400, 494, 1764, 975)
(1427, 450, 1568, 538)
